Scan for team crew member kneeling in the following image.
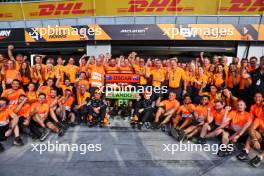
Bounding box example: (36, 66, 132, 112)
(29, 93, 64, 142)
(87, 89, 108, 128)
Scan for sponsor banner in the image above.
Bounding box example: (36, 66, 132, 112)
(0, 0, 263, 21)
(1, 24, 264, 43)
(105, 74, 140, 83)
(105, 91, 140, 100)
(0, 28, 25, 43)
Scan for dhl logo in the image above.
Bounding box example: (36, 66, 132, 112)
(118, 0, 194, 13)
(30, 2, 95, 17)
(219, 0, 264, 12)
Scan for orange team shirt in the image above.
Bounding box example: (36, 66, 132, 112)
(76, 79, 89, 89)
(168, 67, 186, 88)
(26, 91, 37, 104)
(64, 64, 78, 83)
(151, 68, 166, 87)
(87, 64, 96, 73)
(238, 75, 252, 90)
(77, 91, 90, 105)
(44, 71, 56, 81)
(5, 69, 20, 82)
(250, 104, 263, 119)
(228, 110, 253, 132)
(21, 75, 30, 85)
(37, 86, 51, 97)
(134, 66, 149, 85)
(162, 99, 179, 111)
(15, 61, 21, 71)
(9, 103, 31, 117)
(184, 71, 195, 87)
(177, 104, 196, 118)
(1, 89, 25, 105)
(31, 102, 50, 115)
(78, 65, 88, 73)
(227, 73, 240, 89)
(252, 114, 264, 133)
(105, 65, 119, 74)
(0, 108, 13, 124)
(46, 97, 56, 105)
(194, 74, 208, 89)
(224, 96, 238, 110)
(58, 96, 75, 110)
(89, 65, 105, 87)
(195, 105, 209, 122)
(213, 73, 225, 87)
(118, 66, 134, 74)
(54, 65, 65, 82)
(211, 109, 225, 126)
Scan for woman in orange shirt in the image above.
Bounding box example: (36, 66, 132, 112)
(26, 83, 37, 104)
(227, 63, 240, 97)
(44, 64, 56, 81)
(206, 64, 216, 87)
(213, 64, 227, 88)
(31, 63, 44, 87)
(19, 62, 31, 90)
(4, 60, 21, 89)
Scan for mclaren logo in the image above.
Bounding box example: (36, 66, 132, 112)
(120, 28, 149, 34)
(0, 30, 11, 40)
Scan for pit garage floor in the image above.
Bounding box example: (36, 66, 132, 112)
(0, 117, 263, 176)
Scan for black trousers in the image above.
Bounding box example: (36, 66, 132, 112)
(29, 120, 43, 138)
(75, 106, 89, 124)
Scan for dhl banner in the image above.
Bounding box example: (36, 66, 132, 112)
(1, 24, 264, 43)
(0, 0, 263, 20)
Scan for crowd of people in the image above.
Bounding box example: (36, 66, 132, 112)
(0, 45, 263, 167)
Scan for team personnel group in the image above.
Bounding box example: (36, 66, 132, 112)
(0, 45, 263, 167)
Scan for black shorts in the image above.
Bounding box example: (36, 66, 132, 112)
(226, 128, 248, 143)
(191, 119, 200, 126)
(0, 125, 9, 141)
(209, 123, 218, 131)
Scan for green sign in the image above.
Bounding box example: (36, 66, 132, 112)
(105, 91, 140, 100)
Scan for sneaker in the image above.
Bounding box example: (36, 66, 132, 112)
(178, 131, 186, 142)
(170, 128, 180, 141)
(237, 149, 249, 161)
(69, 122, 75, 127)
(250, 155, 262, 168)
(151, 122, 160, 129)
(0, 143, 5, 152)
(58, 128, 64, 137)
(197, 137, 206, 144)
(13, 137, 24, 146)
(144, 122, 151, 129)
(161, 125, 166, 132)
(88, 121, 93, 128)
(99, 121, 104, 128)
(40, 128, 50, 142)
